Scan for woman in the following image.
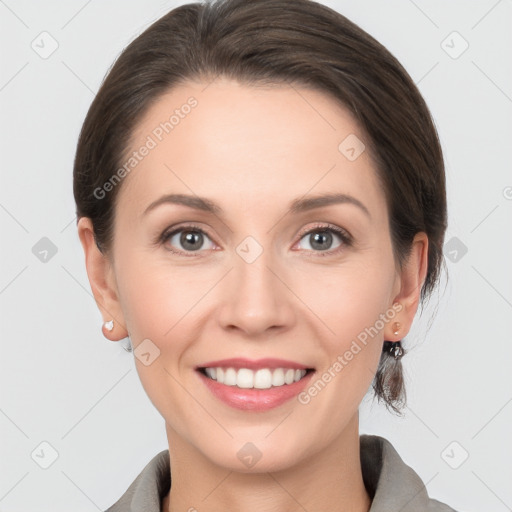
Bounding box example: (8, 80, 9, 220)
(73, 0, 456, 510)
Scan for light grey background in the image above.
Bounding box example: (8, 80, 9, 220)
(1, 1, 511, 510)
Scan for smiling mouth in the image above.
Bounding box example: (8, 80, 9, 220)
(198, 367, 315, 389)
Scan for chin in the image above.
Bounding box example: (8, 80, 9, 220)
(197, 433, 309, 474)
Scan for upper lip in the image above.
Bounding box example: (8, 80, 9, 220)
(196, 358, 313, 371)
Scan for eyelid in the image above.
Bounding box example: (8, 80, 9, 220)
(295, 222, 353, 246)
(158, 223, 218, 256)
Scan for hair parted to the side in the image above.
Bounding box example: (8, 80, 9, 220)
(73, 0, 447, 413)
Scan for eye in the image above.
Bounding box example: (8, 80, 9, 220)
(161, 225, 216, 254)
(295, 224, 352, 254)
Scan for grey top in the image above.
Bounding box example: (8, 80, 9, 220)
(105, 434, 457, 511)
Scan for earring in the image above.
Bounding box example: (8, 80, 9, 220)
(384, 319, 404, 360)
(382, 340, 404, 360)
(104, 320, 114, 332)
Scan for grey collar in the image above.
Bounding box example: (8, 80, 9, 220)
(105, 434, 456, 511)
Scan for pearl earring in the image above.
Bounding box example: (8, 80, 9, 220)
(392, 322, 401, 336)
(104, 320, 114, 331)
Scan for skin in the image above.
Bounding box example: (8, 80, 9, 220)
(78, 78, 428, 512)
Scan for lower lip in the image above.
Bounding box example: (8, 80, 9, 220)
(198, 370, 314, 411)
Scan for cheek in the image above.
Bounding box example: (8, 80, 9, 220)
(294, 256, 396, 343)
(292, 257, 395, 403)
(116, 251, 215, 342)
(114, 254, 213, 419)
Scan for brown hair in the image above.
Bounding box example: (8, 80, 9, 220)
(73, 0, 447, 413)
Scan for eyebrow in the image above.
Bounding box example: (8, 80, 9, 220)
(143, 194, 222, 217)
(289, 193, 370, 218)
(142, 192, 370, 219)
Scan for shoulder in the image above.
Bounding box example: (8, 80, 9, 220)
(360, 434, 458, 512)
(104, 449, 170, 512)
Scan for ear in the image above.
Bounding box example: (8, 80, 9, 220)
(385, 232, 429, 341)
(77, 217, 128, 341)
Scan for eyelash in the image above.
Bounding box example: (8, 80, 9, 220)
(158, 222, 353, 257)
(296, 223, 353, 257)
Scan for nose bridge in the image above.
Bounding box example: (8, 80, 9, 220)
(217, 237, 294, 335)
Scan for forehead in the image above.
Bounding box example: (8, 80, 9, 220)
(116, 78, 386, 220)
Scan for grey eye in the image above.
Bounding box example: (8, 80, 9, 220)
(168, 229, 215, 252)
(298, 230, 342, 251)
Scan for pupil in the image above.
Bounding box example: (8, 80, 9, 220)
(311, 231, 332, 251)
(181, 231, 203, 251)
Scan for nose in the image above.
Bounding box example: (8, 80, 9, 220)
(217, 250, 296, 338)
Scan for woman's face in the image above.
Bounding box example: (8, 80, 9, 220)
(81, 78, 425, 472)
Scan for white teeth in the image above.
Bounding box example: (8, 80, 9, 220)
(224, 368, 237, 386)
(284, 369, 295, 385)
(237, 368, 254, 389)
(271, 368, 285, 387)
(203, 367, 308, 389)
(254, 369, 272, 389)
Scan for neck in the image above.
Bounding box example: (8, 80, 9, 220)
(162, 413, 371, 512)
